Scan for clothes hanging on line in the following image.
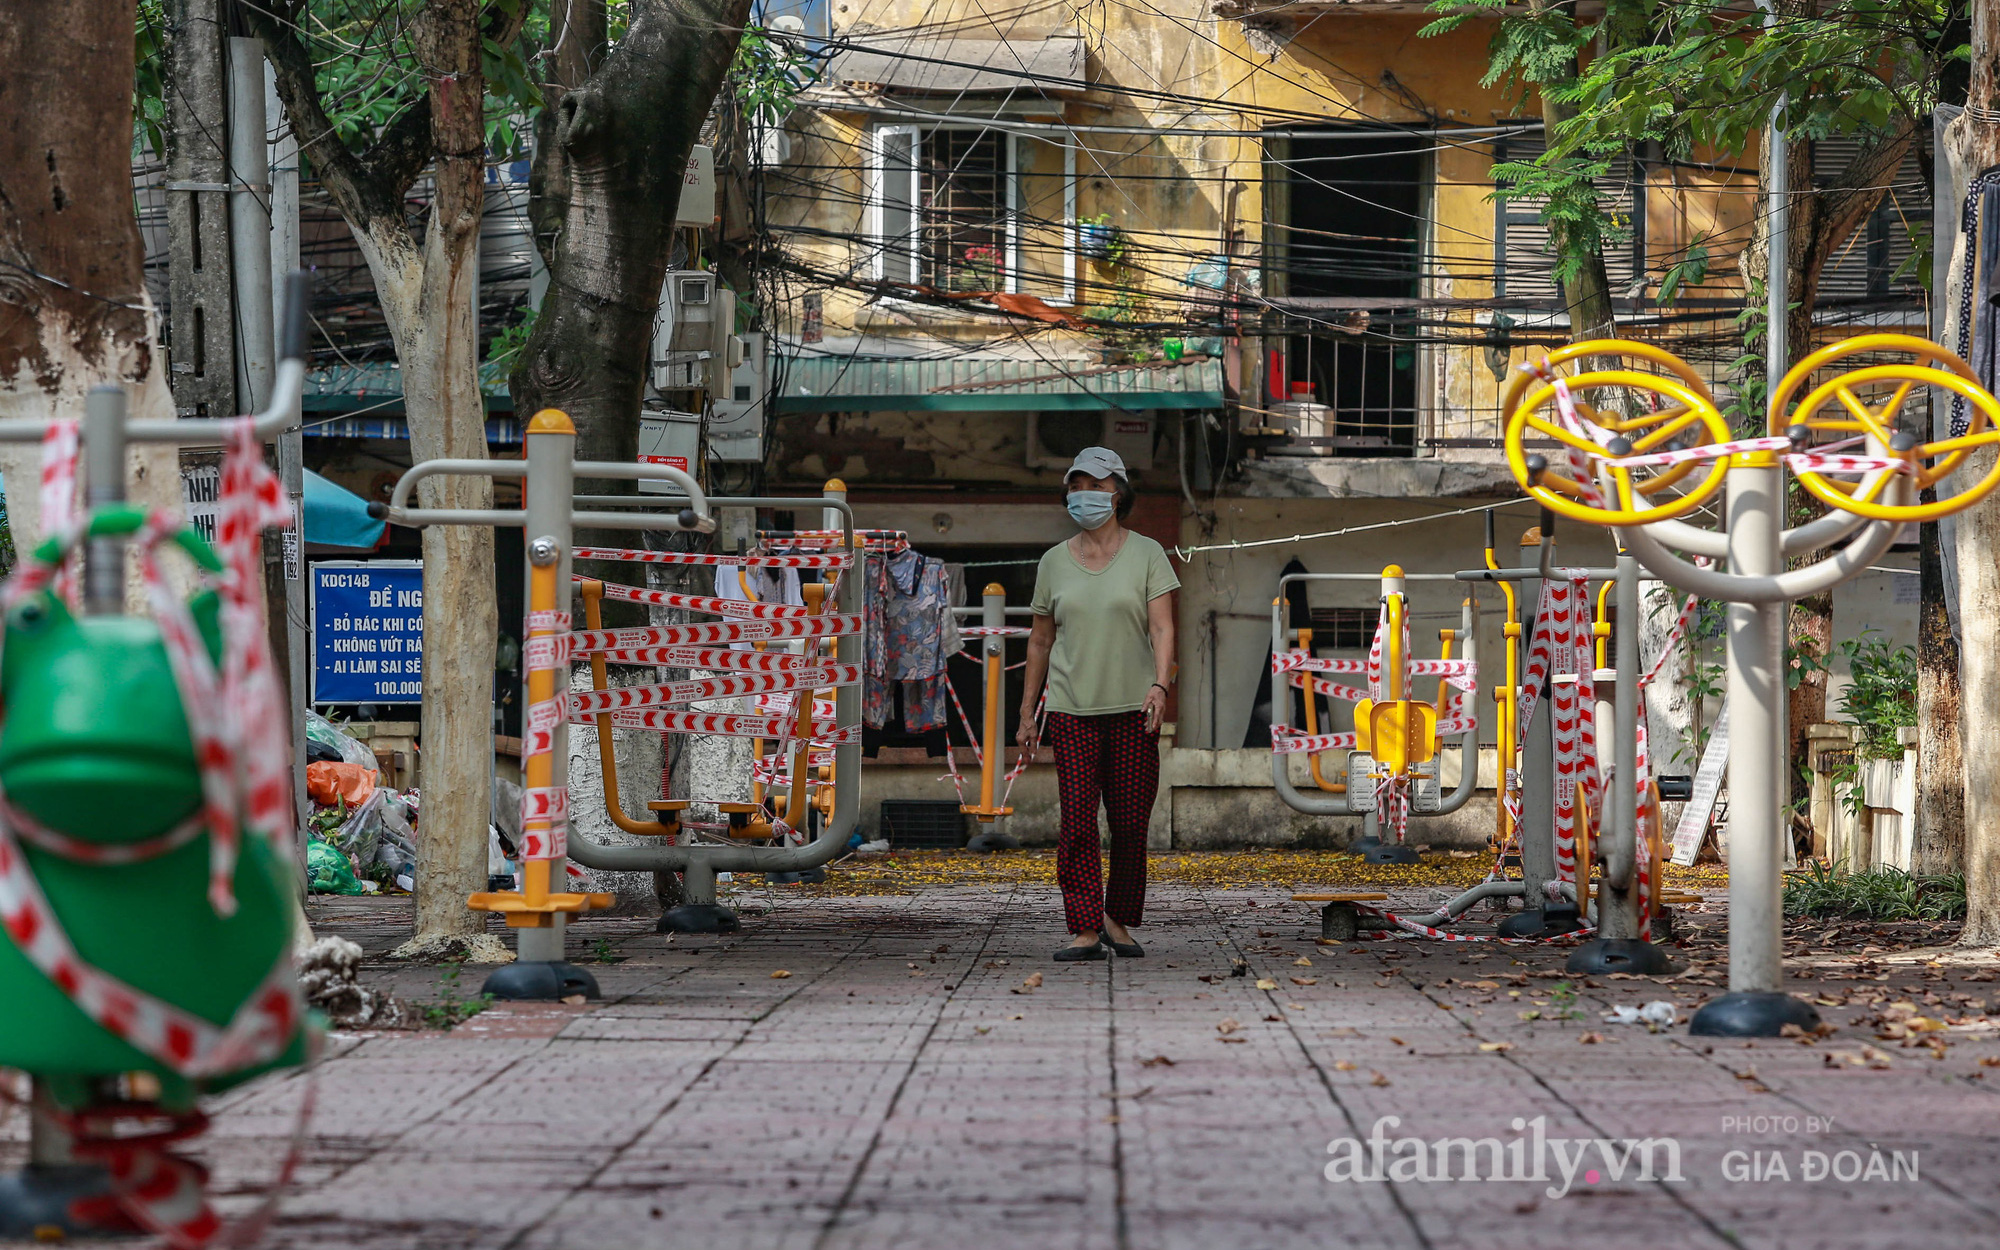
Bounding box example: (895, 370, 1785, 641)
(864, 547, 959, 731)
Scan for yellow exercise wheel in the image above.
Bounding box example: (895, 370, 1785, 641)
(1781, 358, 2000, 522)
(1504, 369, 1732, 527)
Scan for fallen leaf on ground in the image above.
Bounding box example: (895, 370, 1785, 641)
(1371, 1072, 1392, 1086)
(1294, 957, 1313, 967)
(1578, 1032, 1604, 1044)
(975, 1026, 991, 1035)
(1334, 1060, 1358, 1071)
(1256, 978, 1279, 990)
(1479, 1041, 1513, 1052)
(770, 970, 793, 979)
(1141, 1055, 1175, 1067)
(561, 994, 586, 1006)
(1291, 977, 1318, 986)
(1216, 1016, 1243, 1035)
(1011, 972, 1044, 995)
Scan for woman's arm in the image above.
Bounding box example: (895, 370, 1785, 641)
(1141, 593, 1176, 734)
(1018, 614, 1056, 747)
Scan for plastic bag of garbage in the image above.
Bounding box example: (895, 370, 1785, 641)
(491, 776, 523, 843)
(308, 761, 377, 807)
(307, 710, 380, 774)
(306, 837, 366, 895)
(1603, 1001, 1679, 1030)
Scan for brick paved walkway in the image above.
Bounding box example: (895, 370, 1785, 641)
(10, 878, 2000, 1248)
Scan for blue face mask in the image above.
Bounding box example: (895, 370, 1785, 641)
(1066, 490, 1117, 530)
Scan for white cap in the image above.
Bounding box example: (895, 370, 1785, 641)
(1064, 446, 1127, 483)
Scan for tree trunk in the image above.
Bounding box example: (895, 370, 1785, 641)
(1535, 89, 1617, 340)
(512, 0, 754, 469)
(1946, 0, 2000, 945)
(255, 0, 515, 958)
(0, 0, 182, 577)
(1915, 499, 1964, 874)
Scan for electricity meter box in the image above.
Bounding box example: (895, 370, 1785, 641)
(650, 272, 742, 391)
(639, 409, 702, 494)
(709, 332, 767, 463)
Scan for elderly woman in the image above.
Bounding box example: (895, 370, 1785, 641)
(1019, 447, 1178, 961)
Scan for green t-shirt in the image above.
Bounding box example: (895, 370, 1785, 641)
(1031, 532, 1180, 716)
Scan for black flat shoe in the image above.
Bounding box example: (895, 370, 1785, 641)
(1104, 938, 1144, 958)
(1054, 940, 1107, 962)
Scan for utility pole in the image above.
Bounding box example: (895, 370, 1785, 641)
(267, 58, 311, 838)
(164, 0, 236, 423)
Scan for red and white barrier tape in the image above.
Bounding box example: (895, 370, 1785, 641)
(758, 528, 909, 550)
(958, 625, 1031, 638)
(592, 644, 836, 673)
(39, 420, 79, 608)
(585, 578, 810, 618)
(569, 614, 861, 655)
(573, 544, 852, 569)
(1270, 727, 1359, 755)
(1286, 671, 1372, 704)
(568, 666, 859, 717)
(518, 606, 570, 860)
(600, 707, 861, 743)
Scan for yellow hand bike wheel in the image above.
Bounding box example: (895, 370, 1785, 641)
(1504, 370, 1732, 527)
(1768, 333, 1978, 430)
(1785, 363, 2000, 522)
(1503, 341, 1719, 498)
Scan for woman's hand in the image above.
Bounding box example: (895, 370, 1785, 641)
(1141, 683, 1168, 734)
(1017, 706, 1041, 749)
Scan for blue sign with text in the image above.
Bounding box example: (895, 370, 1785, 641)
(311, 561, 424, 704)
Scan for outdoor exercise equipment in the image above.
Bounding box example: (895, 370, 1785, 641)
(1501, 332, 2000, 1033)
(0, 277, 313, 1240)
(948, 586, 1040, 852)
(377, 438, 864, 978)
(1269, 566, 1480, 866)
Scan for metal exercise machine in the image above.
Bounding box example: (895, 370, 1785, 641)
(1269, 566, 1480, 868)
(1503, 332, 2000, 1032)
(376, 417, 865, 996)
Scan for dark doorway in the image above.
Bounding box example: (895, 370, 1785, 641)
(1272, 131, 1425, 455)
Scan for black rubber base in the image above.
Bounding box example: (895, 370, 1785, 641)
(1566, 937, 1678, 976)
(0, 1165, 120, 1239)
(1496, 903, 1584, 940)
(659, 903, 742, 934)
(1689, 991, 1823, 1037)
(1361, 844, 1421, 865)
(1347, 834, 1383, 857)
(481, 960, 602, 1001)
(965, 830, 1021, 852)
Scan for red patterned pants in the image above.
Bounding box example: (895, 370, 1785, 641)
(1046, 710, 1159, 934)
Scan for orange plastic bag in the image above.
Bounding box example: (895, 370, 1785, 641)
(307, 760, 378, 807)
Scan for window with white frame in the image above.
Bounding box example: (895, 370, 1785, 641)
(873, 125, 1076, 302)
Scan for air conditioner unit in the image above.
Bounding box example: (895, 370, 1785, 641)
(1024, 411, 1157, 471)
(709, 332, 766, 463)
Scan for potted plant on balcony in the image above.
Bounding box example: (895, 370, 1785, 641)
(1077, 213, 1125, 264)
(955, 244, 1002, 292)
